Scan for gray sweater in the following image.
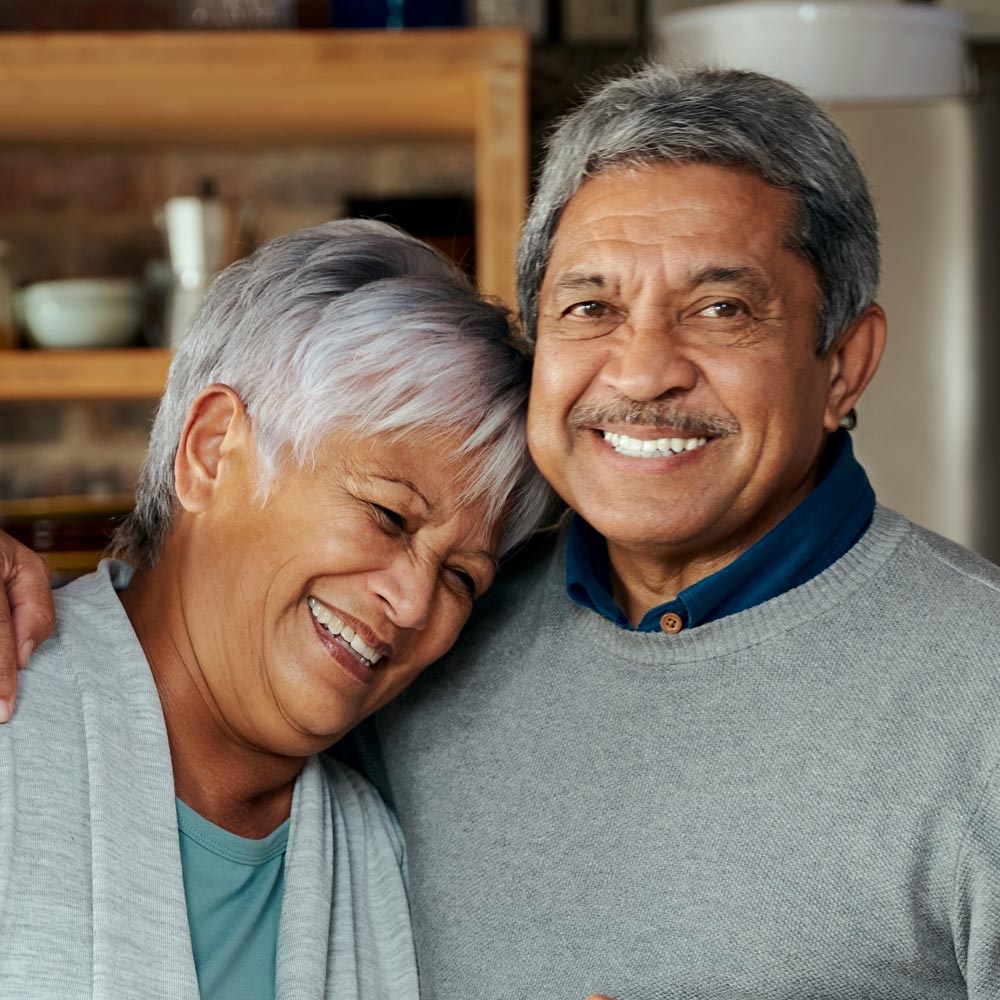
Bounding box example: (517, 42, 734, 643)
(0, 562, 419, 1000)
(373, 507, 1000, 999)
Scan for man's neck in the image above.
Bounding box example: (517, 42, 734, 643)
(608, 543, 747, 627)
(606, 464, 825, 628)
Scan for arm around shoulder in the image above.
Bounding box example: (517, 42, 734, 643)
(0, 531, 55, 721)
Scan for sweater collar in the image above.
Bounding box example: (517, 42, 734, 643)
(566, 429, 874, 632)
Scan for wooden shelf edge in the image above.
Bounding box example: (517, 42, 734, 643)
(0, 493, 134, 518)
(0, 28, 526, 66)
(0, 349, 171, 401)
(41, 550, 104, 574)
(0, 29, 528, 144)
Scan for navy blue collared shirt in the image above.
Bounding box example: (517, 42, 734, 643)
(566, 429, 875, 632)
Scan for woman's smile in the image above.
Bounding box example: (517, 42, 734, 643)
(308, 595, 388, 668)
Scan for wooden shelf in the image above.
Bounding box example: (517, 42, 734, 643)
(0, 30, 527, 403)
(0, 493, 134, 517)
(0, 349, 171, 400)
(0, 30, 528, 308)
(41, 551, 103, 574)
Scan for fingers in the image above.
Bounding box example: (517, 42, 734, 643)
(0, 572, 15, 722)
(0, 533, 55, 721)
(11, 543, 54, 661)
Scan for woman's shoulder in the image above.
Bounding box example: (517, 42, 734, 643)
(10, 573, 109, 725)
(47, 562, 137, 668)
(34, 562, 151, 708)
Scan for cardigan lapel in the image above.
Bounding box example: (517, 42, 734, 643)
(67, 565, 200, 999)
(276, 756, 339, 999)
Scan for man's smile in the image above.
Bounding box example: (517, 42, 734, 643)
(601, 430, 709, 458)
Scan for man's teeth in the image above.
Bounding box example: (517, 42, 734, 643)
(307, 597, 383, 667)
(603, 431, 708, 458)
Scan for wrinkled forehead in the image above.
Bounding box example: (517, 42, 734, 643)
(560, 159, 804, 240)
(548, 162, 805, 274)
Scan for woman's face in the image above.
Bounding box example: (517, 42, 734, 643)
(181, 421, 501, 757)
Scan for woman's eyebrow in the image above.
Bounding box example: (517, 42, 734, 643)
(375, 476, 434, 514)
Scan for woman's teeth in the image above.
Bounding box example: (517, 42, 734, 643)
(307, 597, 383, 667)
(603, 431, 708, 458)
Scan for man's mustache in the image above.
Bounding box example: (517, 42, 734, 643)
(569, 399, 740, 438)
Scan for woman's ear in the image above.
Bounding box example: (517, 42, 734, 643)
(173, 385, 252, 513)
(823, 304, 887, 433)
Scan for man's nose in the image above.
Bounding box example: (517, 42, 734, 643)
(603, 315, 698, 402)
(371, 552, 436, 631)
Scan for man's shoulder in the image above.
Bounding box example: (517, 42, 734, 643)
(499, 523, 564, 581)
(473, 524, 566, 623)
(875, 508, 1000, 633)
(887, 509, 1000, 595)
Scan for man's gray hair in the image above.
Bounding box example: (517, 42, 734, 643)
(114, 219, 552, 567)
(517, 65, 880, 353)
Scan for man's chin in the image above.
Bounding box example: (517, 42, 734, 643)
(588, 509, 730, 559)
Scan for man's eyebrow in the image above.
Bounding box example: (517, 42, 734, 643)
(688, 266, 774, 300)
(549, 271, 609, 296)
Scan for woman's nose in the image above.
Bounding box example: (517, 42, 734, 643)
(371, 553, 436, 631)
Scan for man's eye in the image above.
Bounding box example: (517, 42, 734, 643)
(698, 301, 746, 319)
(565, 301, 608, 319)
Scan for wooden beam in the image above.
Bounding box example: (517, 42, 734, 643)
(474, 32, 528, 308)
(0, 30, 521, 144)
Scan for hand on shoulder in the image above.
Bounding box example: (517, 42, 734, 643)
(0, 530, 55, 721)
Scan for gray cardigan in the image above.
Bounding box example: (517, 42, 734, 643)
(0, 562, 419, 1000)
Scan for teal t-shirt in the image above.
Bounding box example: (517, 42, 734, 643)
(176, 798, 289, 1000)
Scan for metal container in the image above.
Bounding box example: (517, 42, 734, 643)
(158, 185, 249, 346)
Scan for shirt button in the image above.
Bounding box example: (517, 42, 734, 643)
(660, 612, 683, 634)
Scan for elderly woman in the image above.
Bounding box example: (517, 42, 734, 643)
(0, 220, 550, 998)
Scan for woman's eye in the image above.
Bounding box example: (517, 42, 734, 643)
(372, 504, 406, 531)
(446, 567, 477, 598)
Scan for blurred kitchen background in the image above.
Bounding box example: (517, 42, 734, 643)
(0, 0, 997, 578)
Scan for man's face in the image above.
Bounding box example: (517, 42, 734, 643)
(528, 161, 845, 581)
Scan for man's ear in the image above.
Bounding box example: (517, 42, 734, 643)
(823, 304, 887, 432)
(174, 385, 252, 513)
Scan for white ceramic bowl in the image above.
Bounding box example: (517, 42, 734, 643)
(653, 1, 968, 102)
(21, 278, 144, 349)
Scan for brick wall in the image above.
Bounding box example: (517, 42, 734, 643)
(0, 141, 473, 502)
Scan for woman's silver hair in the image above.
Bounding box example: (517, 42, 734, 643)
(114, 219, 553, 568)
(518, 65, 880, 354)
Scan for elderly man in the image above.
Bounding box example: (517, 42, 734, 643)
(4, 67, 1000, 999)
